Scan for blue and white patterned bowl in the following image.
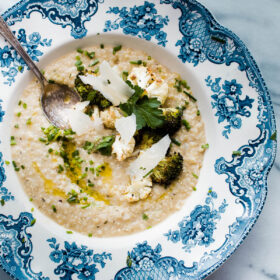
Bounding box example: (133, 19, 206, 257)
(0, 1, 276, 279)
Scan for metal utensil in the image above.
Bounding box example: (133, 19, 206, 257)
(0, 16, 81, 129)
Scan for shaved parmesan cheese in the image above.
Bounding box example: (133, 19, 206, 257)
(146, 81, 168, 104)
(63, 102, 102, 135)
(115, 114, 136, 145)
(128, 135, 171, 180)
(79, 61, 134, 106)
(128, 66, 151, 89)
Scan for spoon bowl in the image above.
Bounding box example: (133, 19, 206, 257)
(0, 15, 81, 129)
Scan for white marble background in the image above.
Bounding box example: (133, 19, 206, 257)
(0, 0, 279, 279)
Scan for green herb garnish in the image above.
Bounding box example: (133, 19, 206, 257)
(192, 173, 198, 179)
(1, 199, 5, 206)
(201, 143, 209, 149)
(142, 213, 149, 220)
(113, 45, 122, 54)
(95, 136, 115, 156)
(119, 81, 164, 130)
(122, 71, 129, 81)
(100, 43, 104, 49)
(174, 78, 190, 92)
(182, 119, 191, 131)
(77, 48, 84, 54)
(10, 136, 16, 146)
(30, 219, 36, 226)
(171, 138, 181, 146)
(26, 118, 32, 125)
(51, 205, 57, 213)
(270, 131, 277, 141)
(89, 59, 99, 67)
(130, 60, 142, 65)
(232, 151, 242, 157)
(66, 231, 73, 234)
(184, 90, 197, 102)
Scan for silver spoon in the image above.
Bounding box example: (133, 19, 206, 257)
(0, 16, 81, 129)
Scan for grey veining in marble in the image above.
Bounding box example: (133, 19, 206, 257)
(0, 0, 279, 279)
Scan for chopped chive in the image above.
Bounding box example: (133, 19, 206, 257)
(75, 60, 83, 66)
(193, 187, 197, 191)
(5, 161, 10, 165)
(77, 65, 85, 72)
(130, 60, 142, 65)
(75, 55, 81, 60)
(10, 136, 16, 146)
(122, 71, 129, 81)
(89, 59, 99, 67)
(232, 151, 242, 156)
(182, 119, 191, 131)
(100, 43, 104, 49)
(39, 137, 47, 143)
(88, 182, 94, 187)
(14, 124, 19, 128)
(48, 148, 53, 153)
(23, 103, 27, 109)
(201, 143, 209, 149)
(211, 35, 226, 44)
(31, 208, 34, 212)
(192, 173, 198, 179)
(197, 110, 200, 116)
(77, 48, 83, 54)
(48, 79, 55, 84)
(107, 79, 111, 84)
(29, 198, 33, 202)
(208, 189, 213, 193)
(18, 100, 22, 106)
(1, 199, 5, 206)
(18, 65, 23, 72)
(142, 213, 149, 220)
(26, 118, 32, 125)
(66, 230, 73, 234)
(21, 165, 25, 169)
(147, 56, 151, 60)
(183, 91, 197, 102)
(113, 45, 122, 54)
(171, 138, 181, 146)
(51, 205, 57, 213)
(143, 61, 147, 67)
(57, 164, 64, 173)
(93, 67, 99, 74)
(270, 131, 277, 141)
(41, 69, 45, 75)
(17, 112, 21, 117)
(146, 226, 152, 229)
(81, 203, 91, 209)
(85, 51, 95, 59)
(30, 219, 36, 226)
(88, 233, 93, 237)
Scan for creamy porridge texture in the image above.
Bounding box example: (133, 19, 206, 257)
(11, 45, 206, 237)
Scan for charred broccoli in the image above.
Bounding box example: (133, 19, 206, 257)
(74, 75, 111, 110)
(137, 129, 164, 150)
(151, 152, 183, 186)
(160, 108, 183, 135)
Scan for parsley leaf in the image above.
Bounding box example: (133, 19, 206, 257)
(120, 81, 164, 130)
(94, 136, 115, 156)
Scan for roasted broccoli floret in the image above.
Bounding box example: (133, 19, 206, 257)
(151, 152, 183, 186)
(136, 129, 164, 150)
(74, 75, 111, 110)
(159, 108, 183, 135)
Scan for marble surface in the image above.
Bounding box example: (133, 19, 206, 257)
(0, 0, 279, 279)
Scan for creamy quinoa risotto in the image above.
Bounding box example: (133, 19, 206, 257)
(11, 44, 207, 237)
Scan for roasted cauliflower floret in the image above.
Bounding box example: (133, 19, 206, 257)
(100, 106, 122, 129)
(112, 135, 135, 161)
(123, 177, 153, 202)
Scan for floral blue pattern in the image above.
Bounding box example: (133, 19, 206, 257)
(103, 2, 169, 46)
(205, 76, 254, 138)
(3, 0, 101, 39)
(0, 212, 48, 280)
(161, 0, 246, 69)
(0, 29, 52, 86)
(47, 238, 112, 279)
(165, 188, 228, 252)
(115, 241, 198, 280)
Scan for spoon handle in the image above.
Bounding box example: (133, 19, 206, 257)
(0, 16, 46, 85)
